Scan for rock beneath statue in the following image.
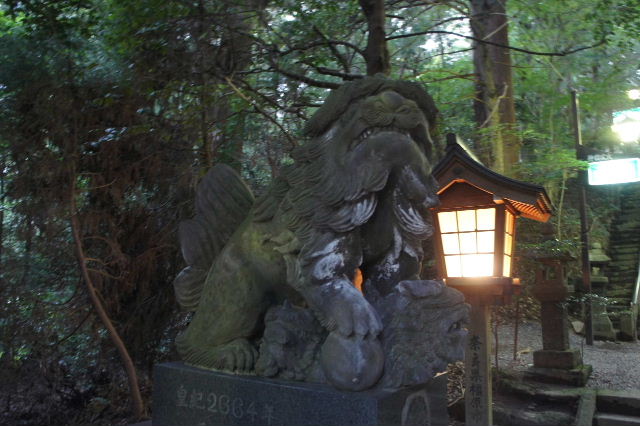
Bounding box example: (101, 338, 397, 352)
(254, 279, 469, 392)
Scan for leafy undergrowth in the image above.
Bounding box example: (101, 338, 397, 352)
(0, 356, 151, 426)
(447, 361, 465, 405)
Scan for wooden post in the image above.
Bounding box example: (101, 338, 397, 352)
(465, 298, 492, 426)
(571, 89, 594, 346)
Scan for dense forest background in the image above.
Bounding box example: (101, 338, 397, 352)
(1, 0, 639, 424)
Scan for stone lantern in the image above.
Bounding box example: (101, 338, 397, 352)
(589, 242, 611, 284)
(589, 243, 616, 340)
(525, 225, 592, 386)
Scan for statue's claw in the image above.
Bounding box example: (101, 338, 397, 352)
(396, 279, 444, 298)
(323, 287, 382, 338)
(350, 300, 383, 337)
(213, 339, 257, 372)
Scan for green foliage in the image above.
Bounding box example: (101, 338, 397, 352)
(1, 0, 640, 423)
(567, 293, 614, 307)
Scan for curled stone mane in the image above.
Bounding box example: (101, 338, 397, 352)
(303, 75, 439, 140)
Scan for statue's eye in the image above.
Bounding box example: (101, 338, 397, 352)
(448, 321, 462, 332)
(363, 100, 392, 126)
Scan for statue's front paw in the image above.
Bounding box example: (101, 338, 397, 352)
(324, 286, 382, 338)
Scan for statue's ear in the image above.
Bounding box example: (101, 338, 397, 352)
(304, 76, 388, 137)
(303, 83, 353, 137)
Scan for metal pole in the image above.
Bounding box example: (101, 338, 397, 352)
(570, 89, 594, 345)
(465, 296, 492, 426)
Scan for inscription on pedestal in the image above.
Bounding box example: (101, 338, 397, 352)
(467, 335, 483, 422)
(464, 303, 492, 426)
(174, 383, 276, 425)
(153, 362, 448, 426)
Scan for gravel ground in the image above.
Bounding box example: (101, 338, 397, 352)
(494, 320, 640, 390)
(448, 320, 640, 425)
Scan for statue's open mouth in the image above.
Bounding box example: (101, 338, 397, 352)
(448, 318, 468, 334)
(445, 309, 470, 363)
(355, 126, 412, 143)
(351, 124, 431, 159)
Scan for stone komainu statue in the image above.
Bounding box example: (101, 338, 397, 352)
(174, 76, 469, 391)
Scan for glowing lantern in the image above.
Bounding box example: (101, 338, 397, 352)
(432, 135, 552, 300)
(436, 205, 514, 278)
(432, 135, 553, 426)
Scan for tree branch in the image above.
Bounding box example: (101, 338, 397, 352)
(312, 25, 352, 73)
(479, 84, 509, 129)
(279, 40, 366, 58)
(50, 310, 92, 349)
(87, 267, 124, 280)
(268, 62, 341, 89)
(387, 30, 607, 57)
(300, 61, 364, 81)
(69, 170, 145, 420)
(248, 34, 354, 88)
(424, 47, 473, 60)
(417, 72, 476, 83)
(233, 78, 309, 120)
(224, 76, 299, 150)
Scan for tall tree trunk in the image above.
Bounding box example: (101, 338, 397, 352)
(0, 153, 5, 269)
(197, 0, 268, 171)
(470, 0, 520, 175)
(359, 0, 390, 76)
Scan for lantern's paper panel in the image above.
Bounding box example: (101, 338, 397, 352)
(438, 208, 497, 278)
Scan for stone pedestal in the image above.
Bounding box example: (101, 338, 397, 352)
(538, 293, 571, 351)
(152, 362, 449, 426)
(526, 289, 593, 386)
(592, 300, 617, 341)
(527, 249, 591, 386)
(533, 349, 581, 369)
(525, 363, 593, 387)
(589, 244, 617, 341)
(618, 304, 638, 341)
(527, 349, 592, 386)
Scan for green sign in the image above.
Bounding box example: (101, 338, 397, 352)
(588, 158, 640, 185)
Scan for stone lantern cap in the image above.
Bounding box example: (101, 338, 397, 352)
(527, 242, 576, 264)
(589, 242, 611, 264)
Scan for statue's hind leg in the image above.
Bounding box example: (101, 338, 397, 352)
(176, 262, 272, 372)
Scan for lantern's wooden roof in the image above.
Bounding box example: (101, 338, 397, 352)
(432, 134, 552, 222)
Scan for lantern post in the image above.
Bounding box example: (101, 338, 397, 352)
(431, 134, 552, 426)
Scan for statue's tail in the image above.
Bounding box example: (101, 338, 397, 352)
(173, 164, 254, 311)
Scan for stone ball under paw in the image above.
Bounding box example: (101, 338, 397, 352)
(320, 332, 384, 391)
